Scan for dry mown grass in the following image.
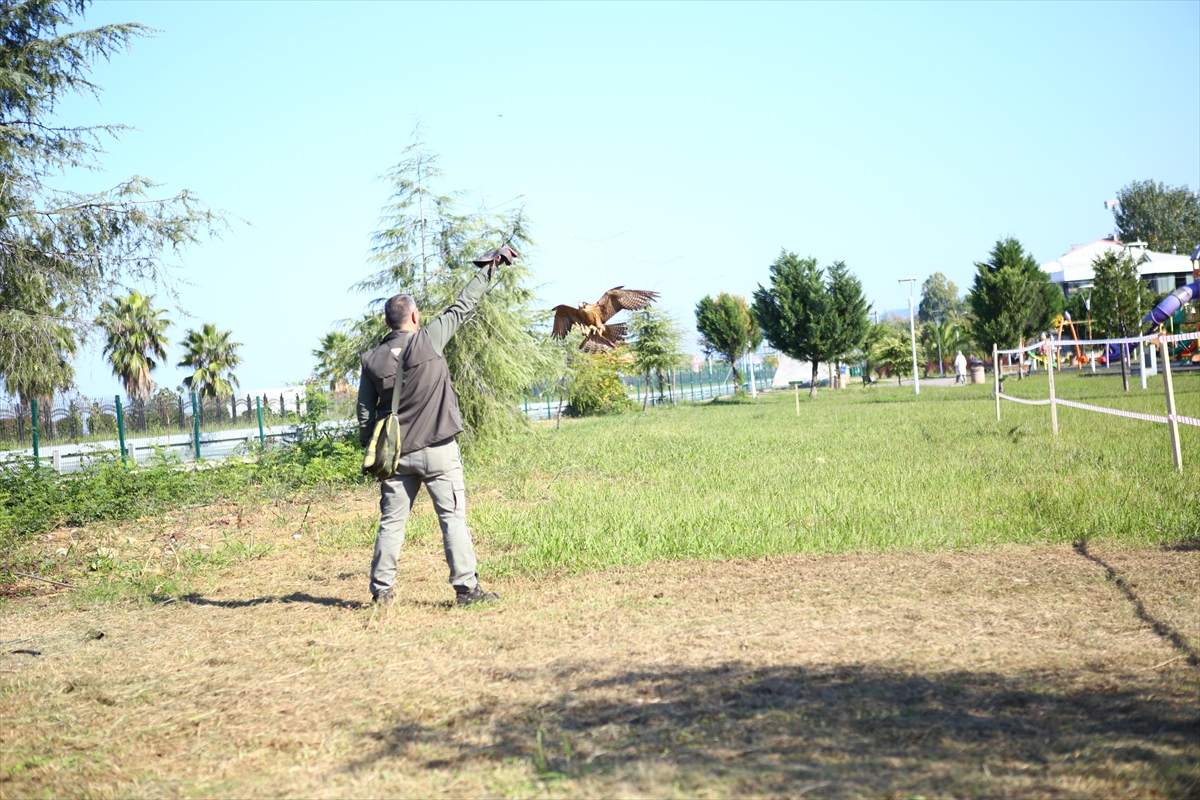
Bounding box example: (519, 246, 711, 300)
(1, 500, 1197, 798)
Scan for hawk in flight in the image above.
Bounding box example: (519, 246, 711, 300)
(552, 287, 660, 352)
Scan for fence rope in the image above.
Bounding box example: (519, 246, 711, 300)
(996, 340, 1048, 356)
(999, 330, 1200, 353)
(1054, 398, 1171, 425)
(997, 394, 1052, 406)
(999, 397, 1200, 427)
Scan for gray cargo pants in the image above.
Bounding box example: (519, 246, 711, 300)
(369, 438, 479, 597)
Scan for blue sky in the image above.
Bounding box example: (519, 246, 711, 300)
(55, 0, 1200, 398)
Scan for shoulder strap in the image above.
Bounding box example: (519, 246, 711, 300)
(389, 333, 413, 417)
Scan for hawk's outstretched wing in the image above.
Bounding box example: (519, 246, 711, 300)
(595, 287, 660, 322)
(551, 305, 591, 338)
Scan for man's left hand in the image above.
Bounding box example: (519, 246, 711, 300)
(472, 246, 519, 268)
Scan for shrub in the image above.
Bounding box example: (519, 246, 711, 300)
(566, 349, 635, 416)
(0, 392, 367, 542)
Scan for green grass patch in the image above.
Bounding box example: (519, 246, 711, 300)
(467, 374, 1199, 578)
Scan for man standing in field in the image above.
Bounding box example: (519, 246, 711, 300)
(954, 350, 968, 384)
(356, 247, 517, 608)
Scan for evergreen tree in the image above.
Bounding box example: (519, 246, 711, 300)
(1090, 250, 1157, 392)
(97, 290, 170, 402)
(347, 137, 555, 446)
(825, 261, 870, 384)
(967, 237, 1062, 357)
(694, 292, 760, 392)
(752, 251, 832, 398)
(178, 324, 242, 398)
(629, 306, 684, 408)
(0, 1, 221, 398)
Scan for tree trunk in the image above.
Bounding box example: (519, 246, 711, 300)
(642, 378, 650, 412)
(810, 359, 819, 398)
(730, 362, 742, 393)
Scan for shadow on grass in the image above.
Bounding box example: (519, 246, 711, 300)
(148, 592, 363, 609)
(1073, 538, 1200, 667)
(347, 662, 1199, 796)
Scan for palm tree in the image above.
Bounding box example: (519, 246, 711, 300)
(97, 291, 171, 402)
(919, 318, 969, 377)
(177, 324, 243, 398)
(312, 331, 351, 391)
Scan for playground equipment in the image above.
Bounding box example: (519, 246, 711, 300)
(1143, 280, 1198, 330)
(1143, 280, 1199, 364)
(1054, 313, 1086, 367)
(993, 331, 1199, 473)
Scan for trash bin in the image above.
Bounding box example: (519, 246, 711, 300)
(970, 364, 985, 384)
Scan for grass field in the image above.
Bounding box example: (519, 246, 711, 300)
(1, 376, 1197, 798)
(466, 372, 1198, 578)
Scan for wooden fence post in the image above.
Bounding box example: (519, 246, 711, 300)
(1046, 338, 1058, 436)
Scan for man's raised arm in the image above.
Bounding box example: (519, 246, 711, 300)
(425, 247, 518, 355)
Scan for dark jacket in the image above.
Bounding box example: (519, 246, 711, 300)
(356, 264, 494, 454)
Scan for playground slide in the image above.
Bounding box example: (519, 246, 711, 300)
(1143, 280, 1198, 330)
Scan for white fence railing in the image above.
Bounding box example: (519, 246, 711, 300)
(993, 332, 1198, 473)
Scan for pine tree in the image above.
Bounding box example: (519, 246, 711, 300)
(752, 252, 832, 398)
(0, 1, 221, 398)
(967, 237, 1063, 356)
(629, 307, 685, 408)
(825, 261, 870, 385)
(1090, 250, 1157, 392)
(346, 137, 554, 446)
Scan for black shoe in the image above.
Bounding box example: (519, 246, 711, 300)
(372, 589, 395, 608)
(455, 585, 499, 607)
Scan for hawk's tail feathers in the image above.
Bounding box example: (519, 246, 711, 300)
(582, 334, 615, 353)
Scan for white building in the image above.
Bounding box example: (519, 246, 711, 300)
(1040, 236, 1196, 297)
(771, 353, 832, 388)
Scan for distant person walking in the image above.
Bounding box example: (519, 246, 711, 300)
(954, 350, 968, 384)
(356, 247, 517, 609)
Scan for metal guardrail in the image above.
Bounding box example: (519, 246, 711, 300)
(0, 419, 355, 475)
(520, 373, 774, 421)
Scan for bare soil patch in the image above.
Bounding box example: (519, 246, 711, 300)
(1, 532, 1197, 798)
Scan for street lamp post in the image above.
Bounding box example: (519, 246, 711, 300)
(899, 277, 920, 395)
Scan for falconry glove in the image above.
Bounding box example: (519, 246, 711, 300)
(472, 246, 519, 278)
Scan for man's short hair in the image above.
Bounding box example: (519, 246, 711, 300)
(384, 294, 417, 329)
